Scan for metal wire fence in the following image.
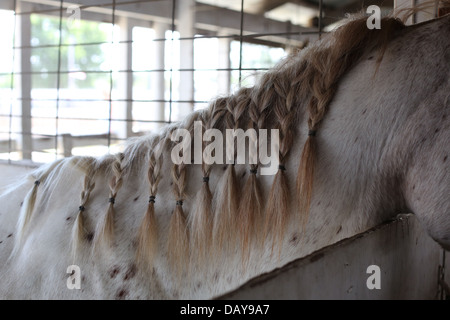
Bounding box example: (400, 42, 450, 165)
(0, 0, 399, 164)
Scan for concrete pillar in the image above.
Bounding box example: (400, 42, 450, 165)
(151, 22, 167, 126)
(16, 5, 32, 160)
(217, 33, 231, 96)
(177, 0, 195, 119)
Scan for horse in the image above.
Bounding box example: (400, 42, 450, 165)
(0, 6, 448, 299)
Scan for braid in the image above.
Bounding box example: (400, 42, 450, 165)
(13, 158, 65, 255)
(168, 161, 189, 276)
(95, 152, 125, 249)
(237, 90, 264, 260)
(294, 17, 406, 225)
(263, 74, 297, 253)
(189, 107, 216, 261)
(71, 157, 97, 259)
(212, 91, 245, 252)
(136, 136, 164, 271)
(167, 112, 199, 276)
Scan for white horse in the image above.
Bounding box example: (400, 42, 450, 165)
(0, 9, 448, 299)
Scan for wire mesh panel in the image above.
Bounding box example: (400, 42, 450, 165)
(0, 0, 411, 164)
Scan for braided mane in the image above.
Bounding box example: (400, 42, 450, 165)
(15, 12, 420, 275)
(77, 15, 408, 272)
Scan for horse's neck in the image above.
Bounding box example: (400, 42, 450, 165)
(145, 61, 406, 299)
(205, 17, 449, 297)
(107, 23, 441, 298)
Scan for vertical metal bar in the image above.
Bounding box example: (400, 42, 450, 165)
(217, 31, 231, 96)
(177, 0, 195, 115)
(118, 17, 133, 139)
(238, 0, 244, 86)
(318, 0, 323, 39)
(8, 0, 18, 164)
(54, 0, 64, 160)
(152, 21, 167, 127)
(107, 0, 117, 152)
(19, 4, 32, 160)
(168, 0, 176, 123)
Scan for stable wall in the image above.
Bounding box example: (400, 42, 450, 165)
(219, 214, 448, 300)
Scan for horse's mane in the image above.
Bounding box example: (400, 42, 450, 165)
(12, 1, 449, 274)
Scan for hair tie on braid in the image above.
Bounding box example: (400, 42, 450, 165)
(108, 197, 115, 204)
(136, 138, 164, 271)
(34, 180, 40, 186)
(202, 176, 209, 183)
(71, 157, 97, 259)
(176, 200, 183, 206)
(250, 168, 258, 174)
(308, 130, 317, 137)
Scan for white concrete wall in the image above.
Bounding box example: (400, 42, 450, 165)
(219, 214, 447, 300)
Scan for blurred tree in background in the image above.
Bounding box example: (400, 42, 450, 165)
(30, 14, 109, 88)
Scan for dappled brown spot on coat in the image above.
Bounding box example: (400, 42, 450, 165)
(86, 232, 94, 242)
(116, 288, 128, 300)
(124, 264, 137, 281)
(109, 266, 120, 279)
(289, 233, 299, 246)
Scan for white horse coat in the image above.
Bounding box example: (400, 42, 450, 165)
(0, 14, 448, 299)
